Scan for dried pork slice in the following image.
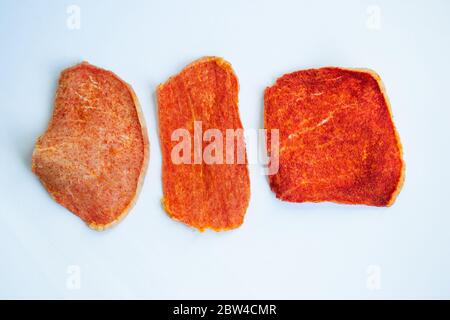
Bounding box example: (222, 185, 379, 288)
(264, 67, 404, 206)
(157, 57, 250, 231)
(32, 62, 149, 230)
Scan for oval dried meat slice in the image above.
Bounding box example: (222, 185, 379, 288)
(157, 57, 250, 231)
(32, 62, 149, 230)
(264, 67, 404, 206)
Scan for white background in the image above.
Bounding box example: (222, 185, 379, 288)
(1, 0, 449, 299)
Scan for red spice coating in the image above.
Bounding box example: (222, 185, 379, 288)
(264, 67, 404, 206)
(157, 57, 250, 231)
(32, 62, 149, 230)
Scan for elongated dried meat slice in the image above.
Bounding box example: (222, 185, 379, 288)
(32, 62, 149, 230)
(157, 57, 250, 231)
(264, 67, 404, 206)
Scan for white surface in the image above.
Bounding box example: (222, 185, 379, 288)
(1, 0, 449, 299)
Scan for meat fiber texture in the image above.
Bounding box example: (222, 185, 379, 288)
(157, 57, 250, 231)
(32, 62, 149, 230)
(264, 67, 404, 206)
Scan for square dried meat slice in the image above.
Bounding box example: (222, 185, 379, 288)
(264, 67, 404, 206)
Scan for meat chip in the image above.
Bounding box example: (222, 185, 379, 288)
(157, 57, 250, 231)
(32, 62, 149, 230)
(264, 67, 404, 206)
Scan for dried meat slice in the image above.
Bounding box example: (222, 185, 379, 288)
(32, 62, 149, 230)
(157, 57, 250, 231)
(264, 67, 404, 206)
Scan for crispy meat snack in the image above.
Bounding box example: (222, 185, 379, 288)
(32, 62, 149, 230)
(264, 67, 404, 206)
(157, 57, 250, 231)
